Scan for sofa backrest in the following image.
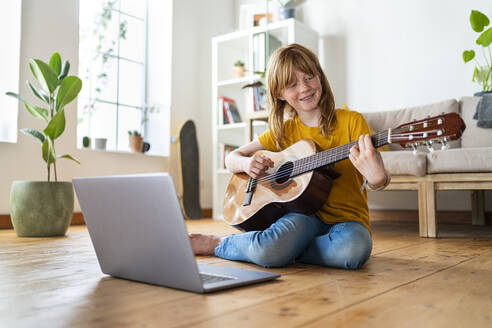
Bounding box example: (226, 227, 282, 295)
(459, 96, 492, 148)
(362, 99, 461, 151)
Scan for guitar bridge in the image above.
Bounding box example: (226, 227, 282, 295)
(242, 177, 257, 206)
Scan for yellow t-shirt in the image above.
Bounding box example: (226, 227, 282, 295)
(258, 109, 372, 232)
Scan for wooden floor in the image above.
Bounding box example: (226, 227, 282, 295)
(1, 220, 492, 328)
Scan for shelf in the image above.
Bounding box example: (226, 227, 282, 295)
(218, 122, 246, 130)
(217, 76, 251, 87)
(217, 169, 232, 175)
(246, 110, 269, 120)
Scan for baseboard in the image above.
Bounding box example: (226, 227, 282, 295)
(3, 209, 482, 230)
(0, 208, 213, 229)
(202, 208, 212, 218)
(370, 209, 492, 225)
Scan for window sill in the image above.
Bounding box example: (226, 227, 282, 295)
(78, 146, 168, 158)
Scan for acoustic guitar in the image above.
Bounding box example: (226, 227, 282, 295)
(223, 113, 466, 231)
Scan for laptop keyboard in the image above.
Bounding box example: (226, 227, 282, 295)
(199, 273, 236, 284)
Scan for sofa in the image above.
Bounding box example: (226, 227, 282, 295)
(362, 97, 492, 237)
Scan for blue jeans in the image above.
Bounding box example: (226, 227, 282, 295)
(215, 213, 372, 269)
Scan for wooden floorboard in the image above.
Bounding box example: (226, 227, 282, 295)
(0, 219, 491, 327)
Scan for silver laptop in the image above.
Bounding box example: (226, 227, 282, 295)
(72, 172, 280, 293)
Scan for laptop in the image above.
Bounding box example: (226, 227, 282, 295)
(72, 172, 280, 293)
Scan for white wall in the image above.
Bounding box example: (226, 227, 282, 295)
(169, 0, 235, 206)
(234, 0, 492, 211)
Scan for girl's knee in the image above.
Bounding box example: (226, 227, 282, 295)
(318, 222, 372, 270)
(250, 247, 293, 268)
(340, 228, 372, 269)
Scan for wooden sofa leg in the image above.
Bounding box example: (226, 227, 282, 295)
(418, 182, 429, 237)
(471, 190, 486, 226)
(425, 181, 437, 238)
(418, 180, 437, 238)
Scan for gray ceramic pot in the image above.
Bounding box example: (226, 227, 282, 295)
(10, 181, 74, 237)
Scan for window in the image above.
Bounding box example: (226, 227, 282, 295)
(0, 0, 21, 143)
(78, 0, 155, 153)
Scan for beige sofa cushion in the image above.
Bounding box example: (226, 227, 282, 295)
(459, 96, 492, 148)
(426, 147, 492, 173)
(362, 99, 461, 151)
(381, 151, 427, 177)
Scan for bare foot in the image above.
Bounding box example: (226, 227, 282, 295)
(189, 233, 225, 255)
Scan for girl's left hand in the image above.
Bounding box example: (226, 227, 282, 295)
(349, 134, 387, 189)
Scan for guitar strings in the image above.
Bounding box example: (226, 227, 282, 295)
(252, 124, 448, 186)
(250, 122, 451, 187)
(253, 130, 392, 185)
(252, 129, 396, 186)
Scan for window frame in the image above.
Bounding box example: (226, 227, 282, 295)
(78, 0, 149, 152)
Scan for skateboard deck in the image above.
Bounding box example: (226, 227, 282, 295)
(177, 120, 202, 219)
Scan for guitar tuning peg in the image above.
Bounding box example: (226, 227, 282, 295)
(441, 138, 449, 150)
(426, 141, 434, 153)
(411, 143, 418, 155)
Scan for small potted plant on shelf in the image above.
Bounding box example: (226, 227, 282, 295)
(128, 130, 143, 153)
(232, 60, 246, 78)
(462, 10, 492, 95)
(6, 52, 82, 237)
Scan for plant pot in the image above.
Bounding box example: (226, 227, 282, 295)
(94, 138, 107, 150)
(129, 135, 143, 152)
(473, 91, 492, 96)
(10, 181, 74, 237)
(232, 65, 246, 78)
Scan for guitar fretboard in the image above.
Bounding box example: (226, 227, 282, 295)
(292, 130, 390, 176)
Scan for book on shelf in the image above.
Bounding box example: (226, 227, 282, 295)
(220, 96, 242, 124)
(253, 32, 282, 74)
(218, 97, 227, 125)
(219, 143, 239, 169)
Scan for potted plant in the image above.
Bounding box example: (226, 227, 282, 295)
(232, 60, 246, 78)
(82, 136, 91, 148)
(128, 130, 143, 153)
(462, 10, 492, 95)
(6, 52, 82, 237)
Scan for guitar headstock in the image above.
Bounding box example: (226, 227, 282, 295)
(390, 113, 466, 153)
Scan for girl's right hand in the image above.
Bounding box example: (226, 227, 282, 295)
(243, 154, 274, 179)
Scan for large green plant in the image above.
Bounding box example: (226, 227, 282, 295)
(6, 52, 82, 182)
(463, 10, 492, 92)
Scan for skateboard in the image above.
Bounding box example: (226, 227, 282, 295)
(177, 120, 202, 219)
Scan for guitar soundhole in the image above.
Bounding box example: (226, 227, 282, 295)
(275, 161, 294, 184)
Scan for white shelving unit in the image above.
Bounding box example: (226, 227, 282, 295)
(211, 18, 319, 220)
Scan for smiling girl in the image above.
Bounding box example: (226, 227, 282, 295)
(190, 43, 390, 269)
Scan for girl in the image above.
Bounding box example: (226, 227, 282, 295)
(190, 43, 389, 270)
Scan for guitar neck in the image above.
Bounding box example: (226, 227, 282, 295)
(292, 130, 390, 176)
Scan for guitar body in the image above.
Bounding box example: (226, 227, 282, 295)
(223, 140, 337, 231)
